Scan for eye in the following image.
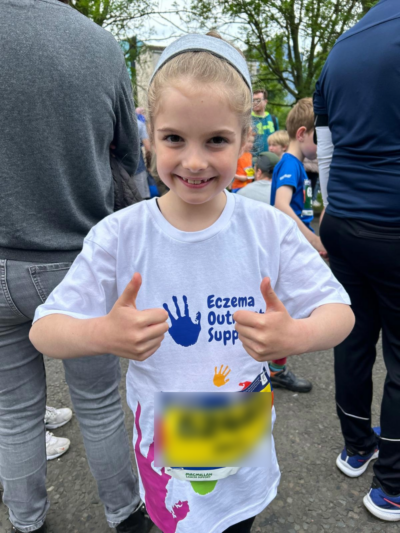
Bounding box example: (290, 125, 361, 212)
(209, 136, 228, 145)
(164, 134, 183, 143)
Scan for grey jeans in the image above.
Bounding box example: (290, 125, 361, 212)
(0, 259, 140, 532)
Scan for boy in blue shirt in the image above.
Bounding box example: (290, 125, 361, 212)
(271, 98, 326, 256)
(270, 98, 327, 391)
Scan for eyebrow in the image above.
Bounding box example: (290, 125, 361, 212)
(156, 128, 236, 136)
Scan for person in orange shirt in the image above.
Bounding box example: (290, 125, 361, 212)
(231, 138, 254, 192)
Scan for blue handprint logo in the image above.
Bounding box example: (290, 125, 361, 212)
(163, 296, 201, 347)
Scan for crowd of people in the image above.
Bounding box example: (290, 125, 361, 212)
(1, 0, 399, 532)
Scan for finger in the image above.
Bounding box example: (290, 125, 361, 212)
(219, 364, 223, 373)
(137, 322, 170, 343)
(215, 367, 217, 374)
(233, 310, 263, 328)
(260, 277, 286, 313)
(240, 336, 281, 362)
(163, 303, 174, 321)
(224, 368, 231, 377)
(135, 335, 166, 355)
(134, 308, 169, 327)
(172, 296, 182, 318)
(238, 334, 265, 357)
(235, 322, 262, 341)
(183, 295, 189, 317)
(117, 273, 142, 309)
(133, 344, 161, 362)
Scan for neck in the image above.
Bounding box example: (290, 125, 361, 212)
(253, 109, 266, 117)
(286, 141, 304, 162)
(157, 191, 227, 232)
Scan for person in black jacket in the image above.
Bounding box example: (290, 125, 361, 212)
(315, 0, 400, 521)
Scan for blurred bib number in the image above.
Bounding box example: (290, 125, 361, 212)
(155, 388, 272, 467)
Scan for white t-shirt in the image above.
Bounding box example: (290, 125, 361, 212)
(34, 192, 350, 533)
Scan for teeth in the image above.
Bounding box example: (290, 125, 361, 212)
(181, 177, 211, 184)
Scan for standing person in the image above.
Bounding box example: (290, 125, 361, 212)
(134, 121, 151, 199)
(251, 89, 279, 158)
(240, 151, 313, 393)
(267, 131, 289, 159)
(237, 152, 279, 202)
(0, 1, 150, 532)
(230, 137, 255, 192)
(30, 32, 354, 533)
(271, 99, 327, 257)
(314, 0, 400, 521)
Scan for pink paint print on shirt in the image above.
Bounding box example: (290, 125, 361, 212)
(134, 403, 190, 532)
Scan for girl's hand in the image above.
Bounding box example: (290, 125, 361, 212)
(97, 273, 169, 361)
(233, 278, 306, 361)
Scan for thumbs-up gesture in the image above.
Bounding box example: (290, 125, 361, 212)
(233, 277, 300, 362)
(99, 273, 169, 361)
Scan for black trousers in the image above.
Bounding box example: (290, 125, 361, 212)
(224, 516, 256, 532)
(320, 213, 400, 494)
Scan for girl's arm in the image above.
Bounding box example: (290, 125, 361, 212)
(234, 277, 354, 362)
(30, 273, 169, 361)
(234, 173, 249, 181)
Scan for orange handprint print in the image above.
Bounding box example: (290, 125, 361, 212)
(213, 365, 231, 387)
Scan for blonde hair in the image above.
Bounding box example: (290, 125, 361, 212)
(286, 98, 314, 139)
(268, 130, 289, 148)
(146, 33, 252, 142)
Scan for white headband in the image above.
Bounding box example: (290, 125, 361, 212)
(149, 34, 252, 92)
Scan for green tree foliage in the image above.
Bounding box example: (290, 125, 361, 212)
(70, 0, 154, 32)
(190, 0, 378, 102)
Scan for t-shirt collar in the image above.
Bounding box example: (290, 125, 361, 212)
(146, 190, 236, 243)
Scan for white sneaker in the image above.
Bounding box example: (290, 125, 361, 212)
(312, 199, 321, 207)
(45, 405, 72, 429)
(46, 431, 70, 460)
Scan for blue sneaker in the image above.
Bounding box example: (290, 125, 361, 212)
(363, 477, 400, 522)
(336, 427, 380, 478)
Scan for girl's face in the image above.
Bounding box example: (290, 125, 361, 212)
(153, 82, 246, 205)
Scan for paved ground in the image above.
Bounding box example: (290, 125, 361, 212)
(0, 345, 394, 533)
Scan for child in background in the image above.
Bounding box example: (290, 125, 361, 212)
(30, 34, 353, 533)
(267, 130, 289, 159)
(231, 137, 254, 192)
(271, 98, 327, 257)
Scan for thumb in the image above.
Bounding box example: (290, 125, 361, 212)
(116, 273, 142, 309)
(261, 277, 286, 313)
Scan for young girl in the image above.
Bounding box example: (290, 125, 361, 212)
(30, 34, 354, 533)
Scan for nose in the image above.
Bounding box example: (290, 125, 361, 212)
(182, 146, 208, 173)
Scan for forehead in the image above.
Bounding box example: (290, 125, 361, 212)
(154, 83, 242, 130)
(253, 92, 265, 99)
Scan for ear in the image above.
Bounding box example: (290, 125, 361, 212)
(296, 126, 307, 143)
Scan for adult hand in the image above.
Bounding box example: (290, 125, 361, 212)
(234, 277, 305, 362)
(98, 273, 169, 361)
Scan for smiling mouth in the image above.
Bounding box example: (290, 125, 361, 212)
(178, 176, 215, 185)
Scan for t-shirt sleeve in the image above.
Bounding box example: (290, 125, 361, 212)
(274, 221, 350, 319)
(313, 76, 328, 116)
(274, 159, 298, 192)
(33, 238, 118, 323)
